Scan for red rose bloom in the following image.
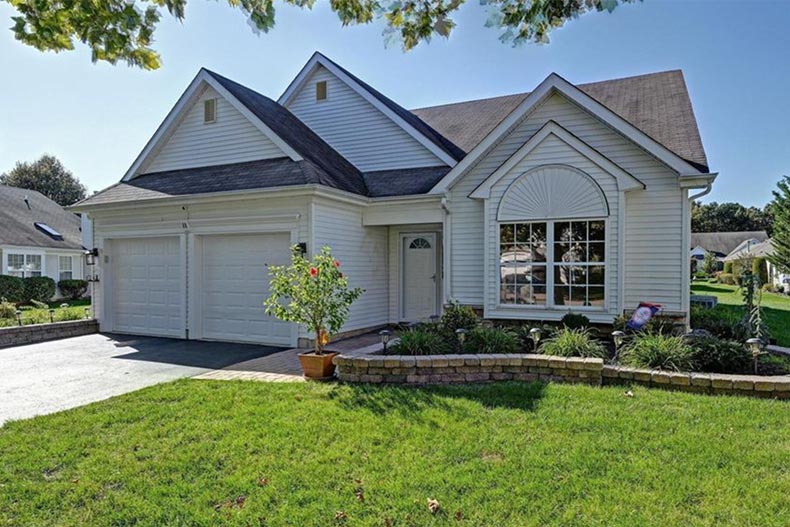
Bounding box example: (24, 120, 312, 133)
(310, 267, 318, 277)
(334, 260, 341, 267)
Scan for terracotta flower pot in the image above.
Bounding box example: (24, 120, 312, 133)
(298, 351, 339, 381)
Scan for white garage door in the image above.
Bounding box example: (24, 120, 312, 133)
(111, 237, 184, 338)
(199, 233, 293, 346)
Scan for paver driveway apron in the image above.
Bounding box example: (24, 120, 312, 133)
(0, 333, 283, 425)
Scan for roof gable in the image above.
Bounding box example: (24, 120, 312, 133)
(413, 70, 708, 172)
(469, 120, 644, 199)
(279, 52, 464, 168)
(429, 73, 712, 194)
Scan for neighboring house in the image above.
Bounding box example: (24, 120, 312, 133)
(0, 185, 86, 295)
(690, 231, 769, 271)
(722, 239, 790, 289)
(72, 52, 716, 347)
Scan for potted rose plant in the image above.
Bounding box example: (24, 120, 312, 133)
(264, 245, 363, 380)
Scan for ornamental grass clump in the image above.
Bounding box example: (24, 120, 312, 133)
(463, 327, 519, 354)
(539, 327, 607, 358)
(620, 333, 696, 372)
(264, 246, 363, 354)
(387, 328, 450, 356)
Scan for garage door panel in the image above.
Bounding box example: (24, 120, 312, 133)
(199, 233, 293, 345)
(111, 237, 184, 338)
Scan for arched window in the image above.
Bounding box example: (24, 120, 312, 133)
(496, 165, 608, 309)
(409, 237, 432, 249)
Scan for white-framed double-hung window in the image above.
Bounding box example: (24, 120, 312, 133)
(59, 255, 73, 281)
(499, 219, 606, 309)
(6, 253, 42, 278)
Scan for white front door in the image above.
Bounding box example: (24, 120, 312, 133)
(110, 236, 185, 338)
(197, 233, 293, 346)
(402, 233, 437, 321)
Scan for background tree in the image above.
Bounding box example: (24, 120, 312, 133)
(4, 0, 638, 70)
(692, 201, 773, 235)
(768, 176, 790, 274)
(0, 155, 87, 206)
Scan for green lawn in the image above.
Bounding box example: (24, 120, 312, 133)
(691, 282, 790, 346)
(1, 381, 788, 526)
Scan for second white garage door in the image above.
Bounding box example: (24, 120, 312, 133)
(198, 233, 293, 346)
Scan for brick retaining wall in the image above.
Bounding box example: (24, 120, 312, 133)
(602, 365, 790, 399)
(334, 353, 790, 399)
(0, 319, 98, 349)
(334, 354, 604, 385)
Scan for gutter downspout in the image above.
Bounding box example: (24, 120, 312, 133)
(689, 182, 713, 202)
(441, 196, 451, 307)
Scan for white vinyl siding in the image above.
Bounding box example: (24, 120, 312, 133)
(312, 198, 389, 332)
(286, 66, 446, 172)
(449, 92, 684, 316)
(145, 86, 287, 173)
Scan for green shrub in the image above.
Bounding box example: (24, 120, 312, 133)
(0, 297, 16, 319)
(718, 273, 737, 285)
(58, 279, 88, 300)
(387, 329, 450, 356)
(539, 327, 607, 358)
(689, 306, 750, 341)
(693, 271, 708, 281)
(686, 335, 751, 374)
(23, 309, 50, 325)
(55, 307, 85, 322)
(0, 275, 25, 303)
(23, 276, 56, 303)
(560, 312, 590, 330)
(752, 257, 768, 285)
(620, 333, 696, 372)
(723, 261, 733, 274)
(440, 302, 479, 333)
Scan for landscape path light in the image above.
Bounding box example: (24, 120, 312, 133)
(746, 338, 764, 374)
(529, 327, 542, 350)
(49, 308, 55, 323)
(455, 328, 468, 347)
(379, 329, 392, 352)
(15, 310, 22, 326)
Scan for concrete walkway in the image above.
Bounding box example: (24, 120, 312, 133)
(194, 332, 384, 382)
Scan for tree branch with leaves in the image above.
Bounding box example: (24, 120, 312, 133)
(5, 0, 638, 69)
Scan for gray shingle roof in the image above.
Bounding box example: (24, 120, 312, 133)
(691, 231, 768, 256)
(412, 70, 709, 172)
(77, 158, 345, 206)
(0, 185, 83, 250)
(363, 166, 451, 197)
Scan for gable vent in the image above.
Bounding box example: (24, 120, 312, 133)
(315, 80, 327, 101)
(203, 98, 217, 123)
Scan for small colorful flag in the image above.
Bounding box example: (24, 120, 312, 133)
(627, 303, 662, 330)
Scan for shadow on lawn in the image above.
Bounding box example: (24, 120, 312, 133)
(691, 283, 739, 295)
(328, 381, 547, 419)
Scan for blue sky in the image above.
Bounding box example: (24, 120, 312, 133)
(0, 0, 787, 207)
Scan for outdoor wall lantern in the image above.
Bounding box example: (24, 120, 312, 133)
(15, 310, 22, 326)
(379, 329, 392, 352)
(529, 327, 542, 350)
(746, 338, 764, 374)
(85, 248, 99, 266)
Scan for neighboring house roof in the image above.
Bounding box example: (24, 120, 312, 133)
(412, 70, 708, 172)
(723, 239, 775, 262)
(0, 185, 83, 250)
(690, 231, 769, 256)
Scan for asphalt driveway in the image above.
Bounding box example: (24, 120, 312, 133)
(0, 333, 284, 425)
